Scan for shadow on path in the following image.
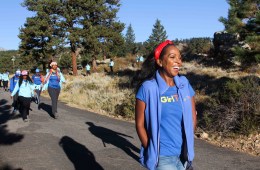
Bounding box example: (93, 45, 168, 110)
(86, 122, 140, 162)
(39, 103, 54, 118)
(0, 99, 24, 145)
(0, 164, 22, 170)
(59, 136, 104, 170)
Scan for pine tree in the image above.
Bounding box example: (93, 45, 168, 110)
(20, 0, 124, 75)
(219, 0, 260, 65)
(18, 13, 60, 71)
(124, 24, 136, 54)
(144, 19, 168, 54)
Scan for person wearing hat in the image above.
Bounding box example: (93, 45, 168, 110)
(9, 70, 21, 114)
(32, 68, 44, 107)
(11, 70, 36, 122)
(42, 62, 65, 119)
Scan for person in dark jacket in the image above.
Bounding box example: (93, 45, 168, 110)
(9, 70, 21, 114)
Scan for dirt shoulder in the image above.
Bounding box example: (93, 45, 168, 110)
(195, 129, 260, 156)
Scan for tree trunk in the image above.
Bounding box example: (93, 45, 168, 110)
(71, 51, 78, 76)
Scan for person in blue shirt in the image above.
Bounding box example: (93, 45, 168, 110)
(10, 70, 21, 114)
(135, 40, 197, 170)
(2, 70, 9, 91)
(32, 68, 44, 107)
(42, 62, 65, 119)
(85, 63, 91, 76)
(11, 70, 35, 122)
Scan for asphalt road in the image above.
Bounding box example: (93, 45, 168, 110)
(0, 90, 259, 170)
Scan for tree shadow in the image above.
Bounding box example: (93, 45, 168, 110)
(0, 99, 24, 145)
(0, 164, 22, 170)
(38, 103, 55, 118)
(59, 136, 104, 170)
(86, 122, 140, 162)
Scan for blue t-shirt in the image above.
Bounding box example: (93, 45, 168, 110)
(136, 81, 195, 157)
(160, 84, 195, 156)
(32, 74, 42, 85)
(48, 73, 60, 89)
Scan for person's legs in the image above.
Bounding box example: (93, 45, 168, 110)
(48, 87, 55, 115)
(35, 89, 41, 104)
(18, 96, 31, 121)
(48, 87, 60, 117)
(53, 88, 60, 114)
(3, 81, 8, 91)
(12, 92, 19, 113)
(156, 156, 185, 170)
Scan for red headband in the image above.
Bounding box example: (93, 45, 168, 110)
(154, 40, 174, 60)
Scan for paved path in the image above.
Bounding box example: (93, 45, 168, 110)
(0, 90, 259, 170)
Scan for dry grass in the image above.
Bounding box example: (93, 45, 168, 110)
(47, 59, 260, 120)
(57, 73, 133, 118)
(180, 61, 259, 79)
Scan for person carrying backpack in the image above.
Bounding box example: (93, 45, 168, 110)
(11, 70, 36, 122)
(32, 68, 44, 107)
(10, 70, 21, 114)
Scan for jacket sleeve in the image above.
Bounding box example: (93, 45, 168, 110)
(60, 73, 66, 83)
(11, 83, 19, 96)
(42, 73, 50, 91)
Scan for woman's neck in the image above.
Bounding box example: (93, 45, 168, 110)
(159, 70, 175, 86)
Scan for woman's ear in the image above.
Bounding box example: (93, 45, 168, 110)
(156, 59, 163, 67)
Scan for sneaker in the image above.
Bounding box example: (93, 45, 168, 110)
(23, 119, 29, 122)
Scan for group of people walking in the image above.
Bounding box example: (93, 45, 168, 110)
(7, 61, 65, 122)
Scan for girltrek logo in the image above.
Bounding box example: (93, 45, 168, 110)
(161, 95, 191, 103)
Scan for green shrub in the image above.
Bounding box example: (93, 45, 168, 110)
(115, 93, 135, 119)
(200, 76, 260, 135)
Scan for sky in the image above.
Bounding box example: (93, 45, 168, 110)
(0, 0, 229, 50)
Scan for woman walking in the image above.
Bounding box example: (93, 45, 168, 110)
(135, 40, 197, 170)
(32, 68, 44, 107)
(11, 70, 35, 122)
(2, 70, 9, 91)
(42, 62, 65, 119)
